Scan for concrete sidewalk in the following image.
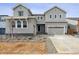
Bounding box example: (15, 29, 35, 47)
(48, 35, 79, 54)
(46, 38, 57, 54)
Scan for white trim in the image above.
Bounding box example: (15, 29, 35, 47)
(21, 20, 23, 28)
(13, 19, 28, 29)
(15, 21, 17, 28)
(16, 20, 22, 28)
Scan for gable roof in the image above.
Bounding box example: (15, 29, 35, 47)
(13, 4, 32, 15)
(13, 4, 27, 10)
(44, 6, 66, 14)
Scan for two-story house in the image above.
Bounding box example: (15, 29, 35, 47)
(4, 4, 67, 35)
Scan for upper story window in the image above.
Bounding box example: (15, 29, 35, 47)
(17, 20, 21, 28)
(50, 15, 52, 18)
(41, 17, 42, 19)
(38, 17, 39, 20)
(12, 21, 15, 28)
(60, 15, 61, 18)
(18, 11, 23, 16)
(23, 21, 27, 28)
(38, 16, 43, 20)
(55, 15, 56, 18)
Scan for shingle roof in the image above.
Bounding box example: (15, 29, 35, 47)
(13, 4, 32, 15)
(44, 6, 66, 14)
(13, 4, 26, 10)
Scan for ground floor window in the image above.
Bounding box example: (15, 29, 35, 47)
(23, 20, 27, 28)
(17, 20, 21, 28)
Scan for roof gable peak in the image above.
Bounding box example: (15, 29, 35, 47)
(13, 4, 32, 15)
(44, 6, 66, 14)
(13, 4, 28, 10)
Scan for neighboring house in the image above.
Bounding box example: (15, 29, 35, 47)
(66, 18, 79, 34)
(77, 20, 79, 33)
(4, 4, 68, 35)
(0, 15, 8, 34)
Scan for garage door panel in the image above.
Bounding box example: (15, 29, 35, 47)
(48, 27, 64, 34)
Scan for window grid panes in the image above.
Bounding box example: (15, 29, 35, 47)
(17, 21, 21, 28)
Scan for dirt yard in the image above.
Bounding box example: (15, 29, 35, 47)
(0, 41, 47, 54)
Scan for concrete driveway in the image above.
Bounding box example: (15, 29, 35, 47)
(48, 35, 79, 54)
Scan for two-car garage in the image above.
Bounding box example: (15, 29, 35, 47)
(47, 27, 65, 35)
(45, 22, 67, 35)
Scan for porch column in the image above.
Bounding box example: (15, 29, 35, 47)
(21, 20, 23, 28)
(15, 21, 17, 28)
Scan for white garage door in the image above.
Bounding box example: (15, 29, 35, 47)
(48, 27, 64, 35)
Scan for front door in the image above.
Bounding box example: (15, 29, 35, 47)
(37, 24, 45, 34)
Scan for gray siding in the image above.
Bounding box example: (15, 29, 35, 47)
(13, 6, 31, 16)
(33, 15, 45, 24)
(5, 18, 36, 34)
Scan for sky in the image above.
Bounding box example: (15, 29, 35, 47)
(0, 3, 79, 17)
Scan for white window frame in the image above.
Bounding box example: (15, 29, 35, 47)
(17, 20, 21, 28)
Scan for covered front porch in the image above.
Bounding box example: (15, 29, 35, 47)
(4, 16, 37, 35)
